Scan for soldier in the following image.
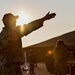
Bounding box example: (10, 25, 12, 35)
(29, 50, 35, 74)
(53, 39, 72, 75)
(0, 12, 56, 75)
(45, 50, 55, 74)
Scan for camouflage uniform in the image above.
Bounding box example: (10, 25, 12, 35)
(45, 52, 55, 74)
(0, 20, 44, 75)
(0, 12, 56, 75)
(53, 40, 72, 75)
(29, 50, 35, 74)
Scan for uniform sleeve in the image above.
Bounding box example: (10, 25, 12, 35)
(17, 18, 44, 37)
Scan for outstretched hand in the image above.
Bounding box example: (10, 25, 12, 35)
(44, 12, 56, 20)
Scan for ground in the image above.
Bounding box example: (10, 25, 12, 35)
(34, 63, 52, 75)
(22, 63, 54, 75)
(22, 63, 71, 75)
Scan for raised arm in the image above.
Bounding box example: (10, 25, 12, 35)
(17, 12, 56, 37)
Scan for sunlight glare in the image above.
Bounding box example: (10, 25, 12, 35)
(48, 50, 52, 54)
(16, 11, 31, 33)
(17, 11, 30, 25)
(20, 25, 24, 33)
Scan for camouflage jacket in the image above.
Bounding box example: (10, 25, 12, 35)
(53, 45, 72, 63)
(0, 18, 43, 65)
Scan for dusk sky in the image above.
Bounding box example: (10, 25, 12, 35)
(0, 0, 75, 47)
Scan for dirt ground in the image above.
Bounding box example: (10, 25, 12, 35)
(22, 63, 54, 75)
(22, 63, 70, 75)
(34, 63, 53, 75)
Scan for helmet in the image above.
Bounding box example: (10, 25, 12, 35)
(57, 39, 64, 45)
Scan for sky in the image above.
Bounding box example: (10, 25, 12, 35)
(0, 0, 75, 47)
